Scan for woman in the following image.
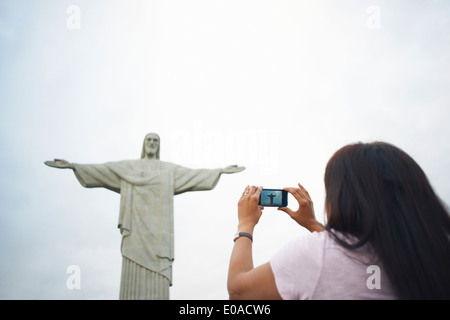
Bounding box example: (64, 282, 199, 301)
(227, 142, 450, 299)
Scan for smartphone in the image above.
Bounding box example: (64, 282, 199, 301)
(258, 189, 288, 207)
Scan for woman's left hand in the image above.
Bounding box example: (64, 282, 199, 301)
(237, 185, 264, 233)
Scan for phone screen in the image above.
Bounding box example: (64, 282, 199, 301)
(258, 189, 288, 207)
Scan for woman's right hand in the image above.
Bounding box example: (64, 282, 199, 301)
(278, 183, 325, 232)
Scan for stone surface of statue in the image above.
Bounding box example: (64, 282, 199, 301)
(45, 133, 245, 299)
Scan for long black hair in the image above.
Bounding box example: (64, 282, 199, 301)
(324, 142, 450, 299)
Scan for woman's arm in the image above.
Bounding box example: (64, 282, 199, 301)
(227, 185, 282, 300)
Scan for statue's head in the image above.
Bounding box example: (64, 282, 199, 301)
(141, 132, 160, 160)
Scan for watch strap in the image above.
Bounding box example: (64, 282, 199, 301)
(233, 232, 253, 242)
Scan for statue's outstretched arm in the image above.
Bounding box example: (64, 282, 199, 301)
(220, 165, 246, 174)
(44, 159, 74, 169)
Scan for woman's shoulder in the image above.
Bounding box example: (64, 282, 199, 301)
(270, 231, 330, 299)
(290, 230, 332, 249)
(272, 231, 328, 266)
(272, 230, 374, 275)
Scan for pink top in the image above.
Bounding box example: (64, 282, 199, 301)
(270, 230, 397, 299)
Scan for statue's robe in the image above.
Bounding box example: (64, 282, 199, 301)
(72, 159, 221, 299)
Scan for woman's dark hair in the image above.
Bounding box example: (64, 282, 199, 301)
(324, 141, 450, 299)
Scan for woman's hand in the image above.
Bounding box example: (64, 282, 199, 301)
(278, 183, 325, 232)
(237, 185, 264, 234)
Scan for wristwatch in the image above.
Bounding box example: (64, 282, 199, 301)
(233, 232, 253, 242)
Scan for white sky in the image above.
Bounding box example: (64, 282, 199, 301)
(0, 0, 449, 299)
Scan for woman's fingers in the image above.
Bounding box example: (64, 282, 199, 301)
(240, 185, 250, 200)
(248, 185, 258, 196)
(284, 183, 311, 204)
(250, 185, 262, 199)
(298, 183, 311, 199)
(240, 185, 262, 202)
(283, 187, 304, 203)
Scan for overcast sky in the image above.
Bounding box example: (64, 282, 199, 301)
(0, 0, 449, 299)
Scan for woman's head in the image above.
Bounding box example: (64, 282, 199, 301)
(324, 141, 444, 242)
(324, 141, 450, 299)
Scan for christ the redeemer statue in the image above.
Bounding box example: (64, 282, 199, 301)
(45, 132, 245, 300)
(267, 193, 276, 206)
